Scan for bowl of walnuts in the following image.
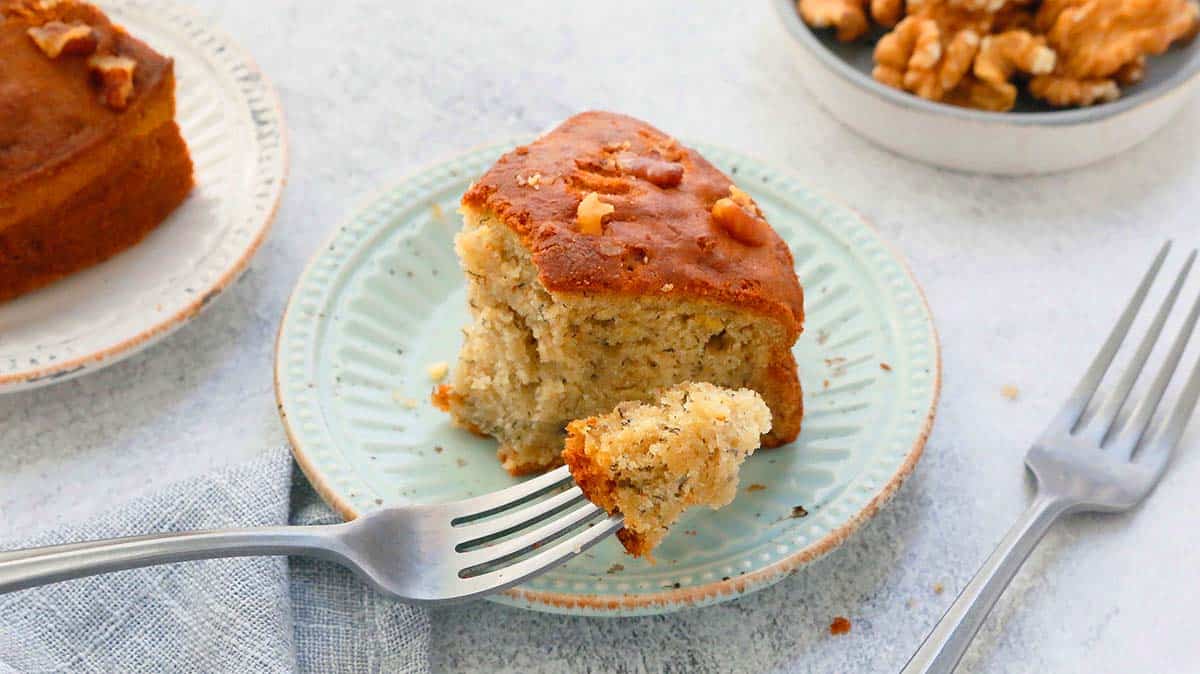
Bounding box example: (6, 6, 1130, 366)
(773, 0, 1200, 173)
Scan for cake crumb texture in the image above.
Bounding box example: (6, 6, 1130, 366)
(438, 111, 803, 474)
(562, 382, 771, 558)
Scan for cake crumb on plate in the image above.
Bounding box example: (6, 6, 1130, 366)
(426, 361, 449, 381)
(392, 390, 419, 409)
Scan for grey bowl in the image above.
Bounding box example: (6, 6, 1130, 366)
(771, 0, 1200, 172)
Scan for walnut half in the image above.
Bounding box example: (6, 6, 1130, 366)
(798, 0, 870, 41)
(616, 154, 684, 188)
(27, 21, 97, 59)
(576, 192, 614, 235)
(874, 16, 983, 103)
(1028, 75, 1120, 106)
(712, 186, 768, 247)
(968, 30, 1057, 110)
(88, 54, 138, 110)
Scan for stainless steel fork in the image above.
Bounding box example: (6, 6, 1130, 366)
(903, 241, 1200, 674)
(0, 465, 620, 602)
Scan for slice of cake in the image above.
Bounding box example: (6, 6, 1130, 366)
(563, 382, 771, 558)
(434, 111, 804, 475)
(0, 0, 194, 302)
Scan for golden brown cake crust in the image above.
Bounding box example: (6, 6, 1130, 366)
(461, 111, 805, 335)
(562, 420, 615, 505)
(0, 0, 172, 186)
(0, 119, 193, 301)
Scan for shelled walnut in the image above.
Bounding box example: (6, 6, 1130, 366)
(872, 0, 906, 27)
(1029, 0, 1199, 105)
(874, 16, 983, 102)
(576, 192, 614, 235)
(970, 30, 1056, 107)
(799, 0, 1200, 109)
(616, 154, 684, 188)
(87, 54, 137, 110)
(26, 20, 96, 58)
(712, 186, 768, 246)
(798, 0, 872, 41)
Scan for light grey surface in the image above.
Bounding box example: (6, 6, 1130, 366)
(903, 241, 1200, 674)
(2, 1, 1199, 672)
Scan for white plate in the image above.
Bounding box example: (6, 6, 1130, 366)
(0, 0, 287, 391)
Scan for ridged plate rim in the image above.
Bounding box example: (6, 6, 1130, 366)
(275, 139, 941, 616)
(0, 0, 288, 392)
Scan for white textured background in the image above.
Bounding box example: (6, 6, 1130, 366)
(3, 1, 1200, 672)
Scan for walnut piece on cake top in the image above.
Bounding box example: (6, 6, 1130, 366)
(438, 111, 804, 475)
(461, 111, 804, 333)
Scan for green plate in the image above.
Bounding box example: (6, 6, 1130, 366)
(274, 140, 940, 616)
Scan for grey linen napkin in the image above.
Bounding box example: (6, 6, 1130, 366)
(0, 448, 431, 673)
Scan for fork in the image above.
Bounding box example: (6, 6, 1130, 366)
(0, 465, 620, 602)
(902, 241, 1200, 674)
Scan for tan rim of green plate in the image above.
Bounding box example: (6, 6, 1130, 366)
(275, 138, 940, 616)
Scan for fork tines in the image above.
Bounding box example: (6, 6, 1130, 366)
(448, 465, 621, 584)
(1054, 241, 1200, 469)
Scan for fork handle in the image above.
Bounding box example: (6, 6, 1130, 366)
(901, 494, 1074, 674)
(0, 525, 349, 595)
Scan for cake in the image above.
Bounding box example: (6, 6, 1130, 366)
(433, 110, 805, 475)
(563, 382, 771, 558)
(0, 0, 194, 302)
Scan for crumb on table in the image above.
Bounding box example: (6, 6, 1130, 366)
(933, 582, 944, 595)
(747, 483, 767, 492)
(829, 616, 851, 635)
(1000, 385, 1019, 401)
(880, 362, 892, 372)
